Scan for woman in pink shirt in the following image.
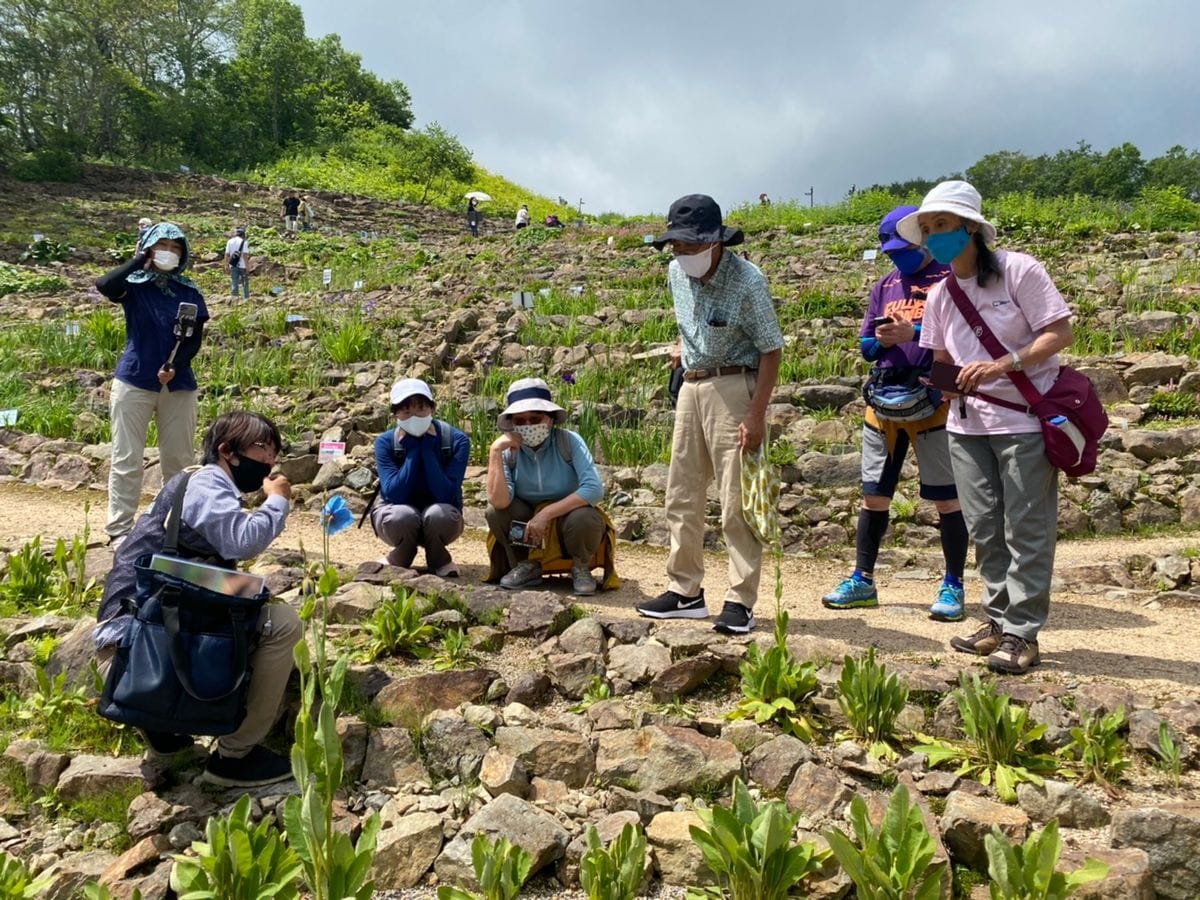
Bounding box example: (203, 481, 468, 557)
(902, 181, 1073, 675)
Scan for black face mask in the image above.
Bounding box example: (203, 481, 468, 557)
(230, 454, 272, 493)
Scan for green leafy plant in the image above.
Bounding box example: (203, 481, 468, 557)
(1059, 706, 1129, 794)
(0, 262, 68, 295)
(984, 819, 1108, 899)
(363, 585, 435, 661)
(570, 676, 612, 714)
(432, 628, 475, 672)
(0, 850, 51, 898)
(437, 833, 534, 900)
(170, 794, 301, 899)
(579, 822, 646, 900)
(1145, 387, 1200, 420)
(728, 608, 821, 741)
(913, 673, 1057, 802)
(0, 536, 55, 612)
(824, 786, 947, 900)
(687, 778, 827, 900)
(285, 563, 381, 900)
(837, 646, 909, 758)
(1149, 720, 1183, 787)
(19, 237, 71, 263)
(82, 883, 141, 900)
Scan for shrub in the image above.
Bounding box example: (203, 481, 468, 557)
(825, 785, 947, 900)
(837, 646, 909, 758)
(9, 149, 82, 183)
(1145, 388, 1200, 420)
(1059, 707, 1129, 792)
(363, 586, 435, 661)
(437, 833, 533, 900)
(432, 628, 474, 671)
(579, 822, 646, 900)
(0, 262, 68, 296)
(984, 819, 1108, 899)
(728, 608, 821, 741)
(688, 778, 827, 900)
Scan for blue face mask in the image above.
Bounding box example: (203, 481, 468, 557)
(925, 227, 971, 264)
(886, 247, 929, 275)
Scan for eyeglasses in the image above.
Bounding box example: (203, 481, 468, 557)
(511, 415, 547, 426)
(244, 441, 278, 458)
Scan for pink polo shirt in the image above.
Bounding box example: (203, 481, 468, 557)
(919, 250, 1072, 436)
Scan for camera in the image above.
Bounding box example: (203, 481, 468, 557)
(509, 522, 538, 548)
(174, 302, 198, 339)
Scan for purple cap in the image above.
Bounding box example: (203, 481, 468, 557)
(879, 205, 919, 252)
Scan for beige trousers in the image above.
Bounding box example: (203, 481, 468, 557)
(107, 379, 198, 538)
(665, 373, 763, 609)
(98, 601, 302, 758)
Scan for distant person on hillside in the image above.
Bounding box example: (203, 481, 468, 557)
(466, 197, 481, 237)
(635, 195, 783, 635)
(94, 222, 208, 545)
(224, 226, 251, 299)
(758, 193, 771, 207)
(281, 191, 300, 238)
(485, 378, 610, 596)
(367, 378, 470, 577)
(544, 214, 562, 228)
(903, 180, 1074, 675)
(515, 204, 530, 229)
(821, 205, 966, 622)
(137, 217, 153, 239)
(298, 194, 315, 231)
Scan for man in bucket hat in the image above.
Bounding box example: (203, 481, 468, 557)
(635, 195, 784, 634)
(485, 377, 607, 595)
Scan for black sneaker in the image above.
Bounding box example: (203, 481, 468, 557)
(636, 589, 707, 620)
(203, 744, 293, 788)
(139, 729, 195, 755)
(712, 601, 756, 635)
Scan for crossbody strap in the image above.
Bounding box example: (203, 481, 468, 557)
(161, 471, 193, 556)
(944, 277, 1045, 411)
(160, 594, 253, 701)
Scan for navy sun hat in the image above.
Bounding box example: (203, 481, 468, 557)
(879, 205, 920, 252)
(651, 194, 744, 250)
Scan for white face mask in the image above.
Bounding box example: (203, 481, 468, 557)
(153, 249, 180, 271)
(676, 246, 715, 279)
(397, 415, 432, 437)
(514, 422, 552, 447)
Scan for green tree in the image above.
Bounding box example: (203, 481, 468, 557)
(1094, 142, 1146, 199)
(1147, 145, 1200, 197)
(401, 122, 474, 203)
(967, 150, 1037, 197)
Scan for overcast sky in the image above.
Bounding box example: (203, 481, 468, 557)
(294, 0, 1200, 215)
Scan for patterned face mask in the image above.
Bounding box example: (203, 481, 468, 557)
(514, 422, 551, 447)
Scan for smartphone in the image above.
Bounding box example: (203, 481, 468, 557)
(174, 301, 199, 340)
(509, 522, 540, 548)
(176, 302, 198, 321)
(928, 360, 964, 393)
(872, 316, 893, 328)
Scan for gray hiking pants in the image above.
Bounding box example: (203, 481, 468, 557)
(371, 502, 463, 570)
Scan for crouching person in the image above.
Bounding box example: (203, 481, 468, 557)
(369, 378, 470, 576)
(94, 411, 301, 788)
(485, 378, 613, 596)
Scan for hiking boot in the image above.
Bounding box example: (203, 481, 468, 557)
(500, 560, 544, 590)
(434, 561, 460, 578)
(950, 619, 1002, 656)
(635, 589, 707, 620)
(929, 583, 965, 622)
(987, 634, 1040, 675)
(821, 575, 879, 610)
(202, 744, 293, 788)
(571, 564, 597, 597)
(713, 601, 756, 635)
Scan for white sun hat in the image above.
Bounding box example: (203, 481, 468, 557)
(389, 377, 434, 407)
(896, 180, 997, 248)
(497, 377, 567, 428)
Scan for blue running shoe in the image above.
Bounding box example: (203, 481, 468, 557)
(929, 583, 965, 622)
(822, 575, 878, 610)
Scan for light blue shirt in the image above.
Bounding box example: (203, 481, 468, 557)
(502, 429, 603, 506)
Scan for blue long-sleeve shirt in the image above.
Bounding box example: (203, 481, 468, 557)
(375, 422, 470, 510)
(502, 428, 604, 506)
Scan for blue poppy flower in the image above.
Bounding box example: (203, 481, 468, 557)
(322, 495, 354, 536)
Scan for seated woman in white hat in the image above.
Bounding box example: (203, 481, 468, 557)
(484, 378, 609, 596)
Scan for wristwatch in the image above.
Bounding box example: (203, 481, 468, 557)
(1010, 351, 1024, 372)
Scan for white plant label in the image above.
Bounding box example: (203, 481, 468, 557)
(0, 409, 18, 426)
(353, 280, 363, 291)
(322, 268, 332, 286)
(643, 234, 655, 244)
(64, 322, 80, 337)
(32, 233, 44, 243)
(318, 441, 345, 462)
(511, 291, 534, 310)
(862, 249, 878, 261)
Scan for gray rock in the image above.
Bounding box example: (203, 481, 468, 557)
(44, 620, 99, 689)
(493, 726, 596, 788)
(504, 672, 552, 707)
(586, 699, 636, 730)
(372, 811, 444, 889)
(1161, 698, 1200, 737)
(328, 581, 390, 623)
(797, 451, 861, 487)
(1111, 803, 1200, 899)
(607, 641, 673, 684)
(374, 668, 498, 724)
(1124, 352, 1187, 386)
(746, 734, 814, 793)
(595, 726, 741, 796)
(56, 755, 154, 802)
(784, 762, 853, 822)
(793, 384, 859, 410)
(1121, 428, 1198, 462)
(646, 810, 714, 886)
(649, 653, 720, 702)
(1064, 846, 1154, 899)
(606, 786, 673, 824)
(504, 592, 573, 639)
(361, 728, 429, 788)
(651, 623, 715, 659)
(939, 791, 1029, 872)
(544, 652, 605, 700)
(434, 794, 569, 888)
(597, 616, 653, 644)
(556, 617, 606, 656)
(1015, 779, 1110, 828)
(479, 748, 529, 799)
(422, 710, 491, 782)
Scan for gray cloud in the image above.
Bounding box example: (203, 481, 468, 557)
(295, 0, 1200, 214)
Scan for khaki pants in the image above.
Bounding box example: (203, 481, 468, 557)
(98, 601, 302, 758)
(108, 379, 197, 538)
(665, 373, 763, 608)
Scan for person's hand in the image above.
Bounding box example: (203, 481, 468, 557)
(957, 359, 1010, 393)
(737, 414, 765, 451)
(141, 251, 154, 271)
(668, 344, 682, 369)
(524, 509, 554, 545)
(157, 366, 175, 386)
(875, 313, 915, 348)
(490, 431, 521, 455)
(262, 472, 291, 500)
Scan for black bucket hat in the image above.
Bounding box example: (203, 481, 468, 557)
(651, 194, 744, 249)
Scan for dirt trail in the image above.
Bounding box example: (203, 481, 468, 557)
(3, 482, 1198, 697)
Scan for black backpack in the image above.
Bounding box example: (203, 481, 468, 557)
(358, 421, 455, 528)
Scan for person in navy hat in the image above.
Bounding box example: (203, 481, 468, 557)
(821, 206, 968, 623)
(635, 194, 784, 635)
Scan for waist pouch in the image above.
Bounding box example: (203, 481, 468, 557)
(863, 366, 941, 422)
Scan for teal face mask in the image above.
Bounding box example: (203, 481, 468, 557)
(925, 227, 971, 264)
